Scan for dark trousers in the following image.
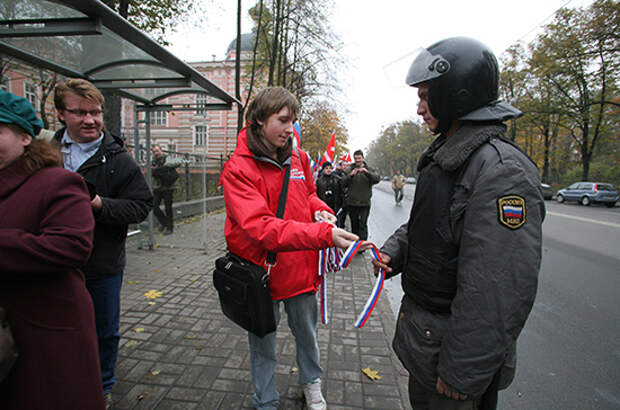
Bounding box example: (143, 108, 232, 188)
(409, 376, 476, 410)
(394, 188, 404, 203)
(336, 206, 348, 228)
(348, 205, 370, 240)
(153, 189, 174, 231)
(86, 272, 123, 395)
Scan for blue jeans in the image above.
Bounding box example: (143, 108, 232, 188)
(86, 272, 123, 395)
(249, 292, 322, 409)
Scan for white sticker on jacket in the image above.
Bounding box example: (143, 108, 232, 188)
(290, 168, 306, 181)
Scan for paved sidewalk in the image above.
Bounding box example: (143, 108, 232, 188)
(112, 211, 411, 409)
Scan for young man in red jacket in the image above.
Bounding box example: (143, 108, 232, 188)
(221, 87, 357, 410)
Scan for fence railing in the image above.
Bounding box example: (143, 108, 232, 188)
(128, 145, 226, 201)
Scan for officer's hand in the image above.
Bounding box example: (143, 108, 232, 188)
(331, 228, 358, 249)
(436, 377, 467, 400)
(370, 251, 392, 277)
(350, 168, 358, 176)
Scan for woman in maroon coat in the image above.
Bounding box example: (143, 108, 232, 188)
(0, 90, 104, 409)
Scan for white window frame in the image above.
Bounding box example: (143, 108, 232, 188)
(194, 124, 208, 147)
(195, 93, 208, 116)
(0, 77, 10, 92)
(24, 82, 37, 106)
(149, 110, 167, 127)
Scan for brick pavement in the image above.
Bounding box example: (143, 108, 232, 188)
(112, 211, 411, 409)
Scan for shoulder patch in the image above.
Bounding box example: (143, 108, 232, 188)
(498, 195, 526, 229)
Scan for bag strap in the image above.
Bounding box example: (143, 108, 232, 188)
(265, 162, 291, 266)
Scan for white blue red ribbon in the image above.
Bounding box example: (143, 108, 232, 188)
(318, 240, 385, 328)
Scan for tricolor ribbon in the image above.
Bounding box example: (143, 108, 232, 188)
(318, 240, 385, 328)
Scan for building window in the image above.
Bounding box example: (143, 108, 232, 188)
(24, 82, 37, 105)
(195, 125, 208, 146)
(149, 111, 167, 126)
(195, 93, 208, 115)
(0, 77, 10, 92)
(168, 142, 177, 153)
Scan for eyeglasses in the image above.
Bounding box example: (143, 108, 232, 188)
(63, 108, 104, 117)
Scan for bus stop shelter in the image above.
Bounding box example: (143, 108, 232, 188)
(0, 0, 241, 247)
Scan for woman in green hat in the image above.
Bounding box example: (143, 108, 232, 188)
(0, 90, 104, 409)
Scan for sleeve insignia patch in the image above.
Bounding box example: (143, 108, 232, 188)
(498, 195, 526, 229)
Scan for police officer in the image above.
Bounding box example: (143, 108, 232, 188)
(370, 37, 545, 409)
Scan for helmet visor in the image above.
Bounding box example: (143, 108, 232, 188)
(405, 47, 451, 86)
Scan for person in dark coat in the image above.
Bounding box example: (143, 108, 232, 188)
(333, 160, 349, 228)
(151, 144, 180, 235)
(340, 150, 380, 240)
(316, 161, 342, 213)
(0, 90, 104, 409)
(370, 37, 545, 409)
(52, 79, 153, 408)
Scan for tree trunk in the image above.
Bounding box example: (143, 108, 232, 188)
(268, 0, 282, 86)
(235, 0, 243, 133)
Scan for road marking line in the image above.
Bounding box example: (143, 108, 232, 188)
(546, 211, 620, 229)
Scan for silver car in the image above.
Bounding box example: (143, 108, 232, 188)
(556, 182, 618, 207)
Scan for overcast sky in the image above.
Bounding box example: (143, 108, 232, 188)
(167, 0, 595, 152)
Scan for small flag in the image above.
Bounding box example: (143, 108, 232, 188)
(293, 121, 302, 148)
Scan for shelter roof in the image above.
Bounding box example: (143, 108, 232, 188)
(0, 0, 240, 108)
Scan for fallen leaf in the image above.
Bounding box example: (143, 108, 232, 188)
(136, 392, 148, 401)
(127, 280, 136, 285)
(125, 340, 138, 348)
(147, 301, 156, 305)
(134, 327, 145, 333)
(144, 290, 163, 299)
(153, 243, 160, 249)
(150, 370, 160, 376)
(362, 367, 382, 381)
(290, 367, 298, 374)
(195, 346, 203, 351)
(153, 269, 159, 273)
(185, 333, 197, 339)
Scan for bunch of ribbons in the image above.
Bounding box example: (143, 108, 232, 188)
(318, 240, 385, 328)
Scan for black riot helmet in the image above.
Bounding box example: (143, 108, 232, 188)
(406, 37, 521, 134)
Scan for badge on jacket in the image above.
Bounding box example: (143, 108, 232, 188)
(498, 195, 526, 229)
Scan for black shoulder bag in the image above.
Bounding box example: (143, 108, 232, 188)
(213, 163, 291, 337)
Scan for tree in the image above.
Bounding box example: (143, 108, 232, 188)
(299, 100, 348, 159)
(528, 0, 619, 181)
(245, 0, 345, 107)
(366, 120, 434, 177)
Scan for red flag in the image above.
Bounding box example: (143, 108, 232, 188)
(340, 152, 352, 162)
(319, 131, 336, 166)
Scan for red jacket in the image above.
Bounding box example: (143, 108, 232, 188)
(222, 127, 334, 300)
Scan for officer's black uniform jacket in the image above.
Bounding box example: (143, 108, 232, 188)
(381, 123, 545, 397)
(53, 129, 153, 280)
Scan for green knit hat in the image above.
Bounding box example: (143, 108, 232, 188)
(0, 90, 43, 137)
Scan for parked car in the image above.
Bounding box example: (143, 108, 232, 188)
(541, 183, 553, 200)
(556, 182, 618, 207)
(405, 177, 417, 184)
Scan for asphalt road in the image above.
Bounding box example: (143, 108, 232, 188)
(366, 181, 620, 409)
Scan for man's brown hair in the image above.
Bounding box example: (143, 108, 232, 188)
(54, 78, 105, 111)
(245, 86, 299, 136)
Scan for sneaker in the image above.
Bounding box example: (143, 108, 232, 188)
(303, 379, 326, 410)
